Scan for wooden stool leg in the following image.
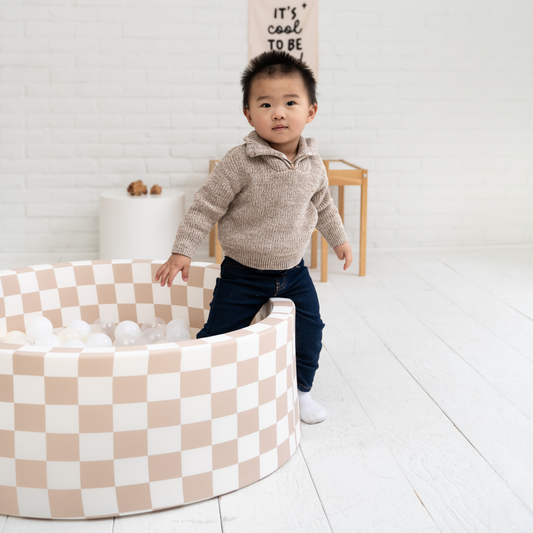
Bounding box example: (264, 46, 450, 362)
(215, 226, 223, 264)
(360, 174, 368, 276)
(321, 235, 328, 282)
(215, 222, 223, 264)
(338, 185, 345, 223)
(209, 227, 215, 257)
(311, 229, 318, 269)
(321, 160, 329, 281)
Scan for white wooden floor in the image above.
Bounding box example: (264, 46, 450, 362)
(1, 246, 533, 533)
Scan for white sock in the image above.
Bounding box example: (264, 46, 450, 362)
(298, 390, 327, 424)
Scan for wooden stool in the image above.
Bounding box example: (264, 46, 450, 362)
(312, 160, 368, 281)
(208, 159, 368, 281)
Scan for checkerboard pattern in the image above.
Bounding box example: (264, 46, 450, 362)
(0, 260, 300, 519)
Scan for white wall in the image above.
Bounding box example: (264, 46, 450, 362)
(1, 0, 532, 255)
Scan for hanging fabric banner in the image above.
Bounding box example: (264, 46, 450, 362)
(248, 0, 319, 77)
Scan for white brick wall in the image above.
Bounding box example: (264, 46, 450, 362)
(1, 0, 532, 254)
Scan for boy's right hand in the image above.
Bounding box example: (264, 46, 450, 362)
(155, 253, 191, 287)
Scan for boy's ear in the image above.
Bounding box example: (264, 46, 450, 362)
(243, 108, 254, 127)
(307, 103, 318, 124)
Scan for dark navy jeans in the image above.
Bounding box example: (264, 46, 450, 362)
(197, 256, 324, 392)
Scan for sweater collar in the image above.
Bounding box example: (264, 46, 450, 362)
(244, 130, 318, 162)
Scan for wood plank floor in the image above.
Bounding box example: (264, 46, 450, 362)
(1, 246, 533, 533)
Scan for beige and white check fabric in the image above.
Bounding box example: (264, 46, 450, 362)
(0, 260, 300, 519)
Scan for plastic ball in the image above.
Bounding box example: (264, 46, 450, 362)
(26, 317, 53, 342)
(63, 339, 86, 348)
(166, 326, 192, 342)
(3, 330, 27, 343)
(113, 334, 142, 347)
(11, 335, 33, 346)
(140, 327, 165, 345)
(92, 318, 116, 340)
(86, 333, 113, 348)
(166, 319, 189, 334)
(115, 320, 141, 339)
(141, 317, 166, 334)
(57, 327, 83, 345)
(35, 334, 62, 348)
(68, 320, 90, 338)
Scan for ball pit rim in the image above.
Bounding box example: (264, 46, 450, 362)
(0, 259, 295, 354)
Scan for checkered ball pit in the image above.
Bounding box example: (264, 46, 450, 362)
(0, 260, 301, 519)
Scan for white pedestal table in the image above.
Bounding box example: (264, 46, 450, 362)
(99, 189, 185, 260)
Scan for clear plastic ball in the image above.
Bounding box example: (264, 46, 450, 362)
(166, 326, 192, 343)
(140, 327, 165, 345)
(63, 339, 86, 348)
(68, 320, 90, 338)
(35, 334, 62, 348)
(11, 335, 33, 346)
(86, 333, 113, 348)
(57, 327, 83, 345)
(3, 330, 26, 343)
(92, 318, 116, 340)
(113, 334, 142, 347)
(166, 319, 189, 334)
(26, 317, 54, 342)
(141, 317, 166, 334)
(115, 320, 141, 339)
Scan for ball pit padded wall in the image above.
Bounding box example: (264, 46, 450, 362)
(0, 260, 301, 519)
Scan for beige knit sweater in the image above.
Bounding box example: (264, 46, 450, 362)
(171, 131, 348, 270)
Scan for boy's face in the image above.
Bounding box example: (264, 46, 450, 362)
(243, 74, 317, 159)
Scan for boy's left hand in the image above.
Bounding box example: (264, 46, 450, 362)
(333, 242, 352, 271)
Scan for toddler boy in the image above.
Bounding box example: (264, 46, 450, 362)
(155, 51, 352, 424)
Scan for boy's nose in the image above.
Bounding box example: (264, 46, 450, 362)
(272, 107, 286, 119)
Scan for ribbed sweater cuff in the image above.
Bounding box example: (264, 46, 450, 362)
(171, 241, 196, 258)
(321, 224, 349, 249)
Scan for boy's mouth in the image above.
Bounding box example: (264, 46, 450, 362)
(273, 124, 288, 131)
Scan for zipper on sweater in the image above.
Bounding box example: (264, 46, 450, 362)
(284, 155, 308, 170)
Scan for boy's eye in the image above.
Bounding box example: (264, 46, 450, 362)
(287, 101, 296, 106)
(260, 103, 271, 108)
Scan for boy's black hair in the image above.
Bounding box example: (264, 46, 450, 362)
(240, 51, 317, 109)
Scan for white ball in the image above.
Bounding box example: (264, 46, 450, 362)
(63, 339, 86, 348)
(92, 318, 116, 340)
(113, 334, 142, 347)
(57, 327, 83, 345)
(141, 317, 166, 334)
(11, 335, 33, 346)
(166, 319, 189, 334)
(3, 330, 26, 343)
(26, 317, 53, 342)
(166, 326, 192, 343)
(115, 320, 141, 339)
(68, 320, 90, 338)
(90, 322, 102, 334)
(86, 333, 113, 348)
(35, 334, 62, 348)
(140, 327, 165, 345)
